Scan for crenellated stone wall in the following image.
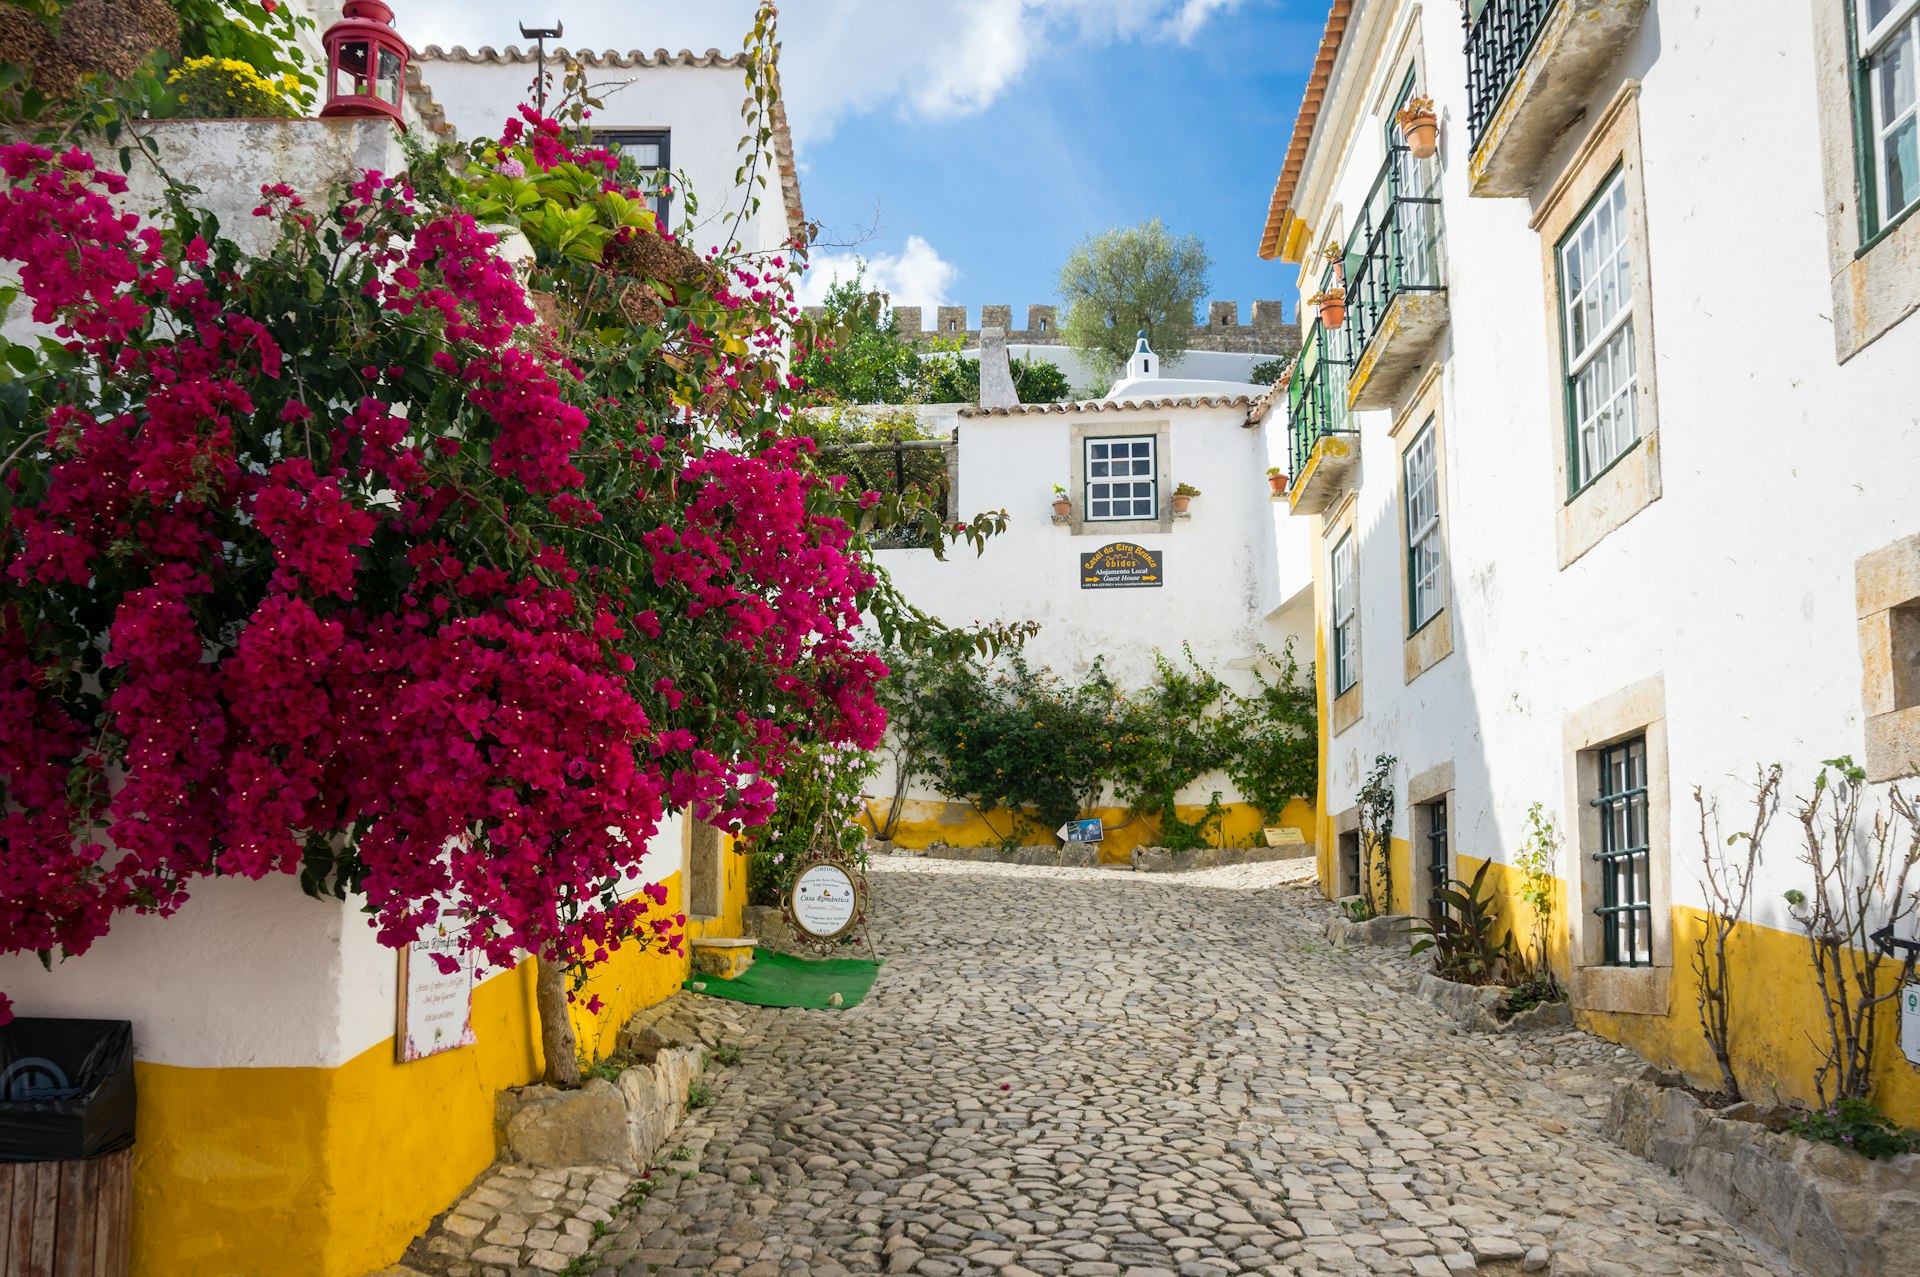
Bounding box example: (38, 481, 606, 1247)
(802, 300, 1299, 356)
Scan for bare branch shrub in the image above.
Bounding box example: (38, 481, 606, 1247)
(1692, 764, 1781, 1102)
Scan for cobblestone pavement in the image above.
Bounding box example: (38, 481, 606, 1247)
(580, 858, 1798, 1277)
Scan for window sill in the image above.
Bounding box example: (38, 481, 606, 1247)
(1072, 517, 1171, 536)
(1558, 428, 1660, 569)
(1572, 963, 1669, 1016)
(1403, 609, 1453, 683)
(1330, 682, 1363, 736)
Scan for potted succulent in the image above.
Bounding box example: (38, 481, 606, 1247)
(1396, 94, 1439, 160)
(1171, 482, 1201, 514)
(1309, 287, 1347, 330)
(1320, 240, 1345, 282)
(1267, 466, 1288, 496)
(1051, 483, 1071, 519)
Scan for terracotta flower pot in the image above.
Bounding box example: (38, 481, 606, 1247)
(1317, 299, 1347, 329)
(1051, 499, 1071, 518)
(1401, 114, 1439, 160)
(1171, 494, 1193, 514)
(1268, 474, 1288, 496)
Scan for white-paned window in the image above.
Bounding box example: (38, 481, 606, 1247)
(1085, 436, 1157, 520)
(1862, 0, 1920, 231)
(1558, 169, 1637, 493)
(1403, 421, 1445, 631)
(596, 129, 672, 225)
(1331, 532, 1358, 695)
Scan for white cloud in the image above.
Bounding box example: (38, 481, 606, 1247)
(798, 236, 960, 326)
(399, 0, 1244, 147)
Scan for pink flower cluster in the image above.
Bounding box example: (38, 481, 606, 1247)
(0, 135, 885, 1017)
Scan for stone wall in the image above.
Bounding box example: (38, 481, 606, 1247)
(800, 300, 1300, 357)
(1604, 1074, 1920, 1277)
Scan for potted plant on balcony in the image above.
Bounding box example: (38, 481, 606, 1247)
(1051, 484, 1071, 520)
(1320, 240, 1345, 282)
(1171, 482, 1201, 514)
(1266, 467, 1288, 497)
(1309, 287, 1347, 330)
(1396, 94, 1439, 159)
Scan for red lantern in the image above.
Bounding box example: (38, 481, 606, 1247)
(320, 0, 409, 126)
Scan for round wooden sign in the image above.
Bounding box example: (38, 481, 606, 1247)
(789, 862, 861, 940)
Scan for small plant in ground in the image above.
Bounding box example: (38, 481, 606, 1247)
(1789, 1097, 1920, 1160)
(685, 1079, 713, 1111)
(1339, 896, 1376, 923)
(1785, 757, 1920, 1105)
(668, 1145, 693, 1161)
(1410, 860, 1510, 987)
(1357, 755, 1398, 916)
(1510, 802, 1563, 990)
(748, 1170, 762, 1184)
(708, 1042, 742, 1067)
(1692, 764, 1782, 1102)
(1504, 975, 1568, 1017)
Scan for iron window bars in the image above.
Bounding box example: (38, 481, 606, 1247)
(1426, 796, 1451, 921)
(1344, 142, 1447, 363)
(1286, 309, 1354, 478)
(1464, 0, 1556, 146)
(1085, 436, 1157, 520)
(1592, 736, 1652, 967)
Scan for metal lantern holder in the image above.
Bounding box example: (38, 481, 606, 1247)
(320, 0, 410, 127)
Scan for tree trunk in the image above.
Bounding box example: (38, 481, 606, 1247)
(536, 956, 581, 1086)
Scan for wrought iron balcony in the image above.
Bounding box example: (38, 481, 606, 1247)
(1343, 143, 1448, 410)
(1463, 0, 1650, 196)
(1465, 0, 1555, 147)
(1284, 319, 1357, 516)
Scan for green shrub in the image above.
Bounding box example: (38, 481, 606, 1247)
(1410, 860, 1511, 986)
(1789, 1098, 1920, 1160)
(163, 56, 296, 119)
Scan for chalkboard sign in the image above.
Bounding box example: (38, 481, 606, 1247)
(1080, 542, 1163, 589)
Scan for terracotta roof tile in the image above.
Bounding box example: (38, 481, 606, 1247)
(1258, 1, 1352, 262)
(959, 395, 1255, 418)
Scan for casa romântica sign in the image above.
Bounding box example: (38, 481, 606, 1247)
(1080, 542, 1163, 589)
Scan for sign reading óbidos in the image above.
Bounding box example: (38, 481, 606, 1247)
(1080, 542, 1163, 589)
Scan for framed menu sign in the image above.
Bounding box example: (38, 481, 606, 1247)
(1080, 542, 1162, 589)
(396, 925, 478, 1062)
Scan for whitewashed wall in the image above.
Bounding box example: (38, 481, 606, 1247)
(1289, 0, 1920, 929)
(414, 54, 790, 259)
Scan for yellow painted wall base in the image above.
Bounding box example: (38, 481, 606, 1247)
(131, 858, 749, 1277)
(870, 798, 1315, 866)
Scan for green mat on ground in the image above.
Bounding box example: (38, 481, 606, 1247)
(683, 948, 881, 1010)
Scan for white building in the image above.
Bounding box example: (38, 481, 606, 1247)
(1255, 0, 1920, 1117)
(411, 41, 804, 258)
(869, 333, 1318, 854)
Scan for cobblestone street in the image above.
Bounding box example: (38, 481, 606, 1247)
(582, 858, 1797, 1277)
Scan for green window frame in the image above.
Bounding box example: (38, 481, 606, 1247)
(1592, 736, 1651, 967)
(1330, 532, 1358, 696)
(1425, 797, 1450, 922)
(1403, 419, 1444, 633)
(1555, 165, 1638, 498)
(1850, 0, 1920, 247)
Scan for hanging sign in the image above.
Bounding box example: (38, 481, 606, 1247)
(1056, 818, 1105, 844)
(396, 924, 478, 1062)
(1080, 542, 1163, 589)
(790, 861, 863, 941)
(1903, 984, 1920, 1066)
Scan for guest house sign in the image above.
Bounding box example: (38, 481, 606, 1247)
(1080, 542, 1163, 589)
(396, 924, 478, 1062)
(790, 861, 864, 941)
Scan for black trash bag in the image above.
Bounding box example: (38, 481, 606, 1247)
(0, 1018, 135, 1161)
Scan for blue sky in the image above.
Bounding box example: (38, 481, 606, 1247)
(404, 0, 1322, 327)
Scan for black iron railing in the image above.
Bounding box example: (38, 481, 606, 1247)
(816, 437, 951, 550)
(1465, 0, 1557, 145)
(1344, 142, 1446, 360)
(1286, 318, 1353, 478)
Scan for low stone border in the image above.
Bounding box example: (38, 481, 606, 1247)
(1324, 906, 1414, 947)
(1604, 1072, 1920, 1277)
(1414, 972, 1573, 1033)
(1130, 844, 1314, 872)
(398, 993, 745, 1275)
(918, 842, 1100, 867)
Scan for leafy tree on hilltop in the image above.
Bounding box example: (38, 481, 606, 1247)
(1057, 217, 1212, 382)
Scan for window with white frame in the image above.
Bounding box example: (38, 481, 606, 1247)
(1859, 0, 1920, 235)
(1557, 168, 1637, 494)
(1403, 420, 1444, 631)
(1084, 436, 1157, 520)
(1331, 532, 1358, 695)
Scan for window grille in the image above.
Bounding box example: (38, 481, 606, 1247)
(1593, 736, 1652, 967)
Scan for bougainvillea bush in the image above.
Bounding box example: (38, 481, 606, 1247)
(0, 32, 1000, 1026)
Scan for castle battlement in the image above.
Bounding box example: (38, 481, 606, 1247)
(800, 299, 1299, 357)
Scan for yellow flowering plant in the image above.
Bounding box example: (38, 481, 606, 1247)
(164, 56, 296, 120)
